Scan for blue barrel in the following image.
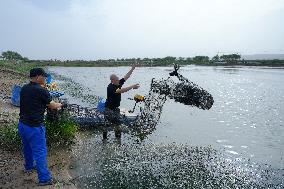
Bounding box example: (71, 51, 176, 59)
(11, 85, 21, 107)
(97, 98, 106, 112)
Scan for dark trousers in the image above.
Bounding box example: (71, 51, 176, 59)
(103, 108, 122, 140)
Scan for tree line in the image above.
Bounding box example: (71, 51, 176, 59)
(1, 50, 284, 66)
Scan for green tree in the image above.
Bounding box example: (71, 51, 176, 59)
(22, 57, 30, 62)
(192, 56, 210, 64)
(220, 54, 241, 64)
(186, 57, 192, 64)
(163, 56, 176, 63)
(1, 50, 25, 60)
(211, 54, 220, 62)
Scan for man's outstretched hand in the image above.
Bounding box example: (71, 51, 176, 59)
(132, 83, 140, 89)
(131, 64, 136, 70)
(132, 61, 140, 69)
(124, 63, 137, 81)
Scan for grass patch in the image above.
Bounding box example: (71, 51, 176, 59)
(0, 124, 21, 150)
(0, 60, 36, 74)
(45, 112, 78, 147)
(0, 114, 77, 151)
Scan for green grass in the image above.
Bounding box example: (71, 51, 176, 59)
(45, 111, 78, 146)
(0, 123, 22, 150)
(0, 60, 37, 74)
(0, 114, 77, 151)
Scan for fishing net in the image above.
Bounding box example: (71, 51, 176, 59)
(156, 64, 214, 110)
(132, 85, 167, 137)
(132, 69, 214, 136)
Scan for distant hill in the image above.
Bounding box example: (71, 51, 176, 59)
(242, 54, 284, 60)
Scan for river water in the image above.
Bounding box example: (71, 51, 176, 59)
(49, 66, 284, 188)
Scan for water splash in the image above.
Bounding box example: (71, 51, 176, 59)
(70, 139, 283, 189)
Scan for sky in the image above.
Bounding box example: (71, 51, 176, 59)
(0, 0, 284, 60)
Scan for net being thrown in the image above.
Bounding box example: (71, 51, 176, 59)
(133, 65, 214, 136)
(133, 86, 167, 134)
(150, 64, 214, 110)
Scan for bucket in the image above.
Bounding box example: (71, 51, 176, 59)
(97, 98, 106, 112)
(11, 85, 21, 107)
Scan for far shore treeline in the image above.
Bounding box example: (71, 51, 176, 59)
(1, 50, 284, 69)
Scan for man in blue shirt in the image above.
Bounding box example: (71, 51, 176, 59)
(18, 68, 62, 185)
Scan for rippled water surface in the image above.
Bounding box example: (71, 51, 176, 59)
(49, 66, 284, 188)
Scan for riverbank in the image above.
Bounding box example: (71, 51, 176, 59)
(0, 68, 77, 188)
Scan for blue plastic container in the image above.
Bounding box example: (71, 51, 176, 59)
(11, 85, 21, 107)
(46, 74, 52, 84)
(97, 98, 106, 112)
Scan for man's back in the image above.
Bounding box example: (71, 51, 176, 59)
(20, 82, 51, 126)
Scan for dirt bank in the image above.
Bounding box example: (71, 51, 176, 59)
(0, 69, 77, 188)
(0, 148, 76, 189)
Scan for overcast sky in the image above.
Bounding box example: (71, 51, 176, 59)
(0, 0, 284, 60)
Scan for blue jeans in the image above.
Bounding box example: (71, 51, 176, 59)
(18, 121, 52, 183)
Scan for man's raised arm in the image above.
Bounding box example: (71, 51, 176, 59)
(123, 64, 136, 81)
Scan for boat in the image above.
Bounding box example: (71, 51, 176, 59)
(66, 102, 138, 127)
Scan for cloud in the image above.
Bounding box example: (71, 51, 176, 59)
(0, 0, 283, 59)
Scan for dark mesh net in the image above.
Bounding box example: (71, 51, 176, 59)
(132, 85, 167, 136)
(173, 74, 214, 110)
(153, 64, 214, 110)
